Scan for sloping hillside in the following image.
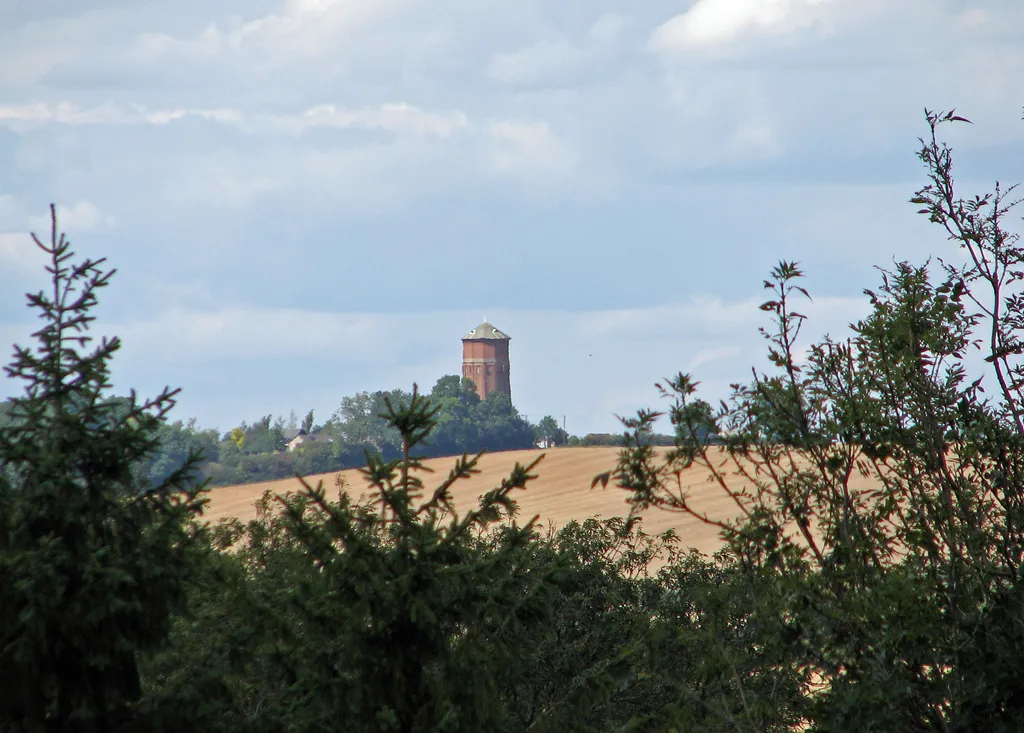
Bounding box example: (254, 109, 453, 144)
(203, 446, 749, 555)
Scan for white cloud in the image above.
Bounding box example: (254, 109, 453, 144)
(0, 101, 236, 128)
(278, 103, 469, 137)
(487, 41, 591, 85)
(487, 120, 579, 181)
(0, 195, 27, 228)
(116, 0, 401, 70)
(588, 13, 628, 44)
(486, 12, 628, 86)
(650, 0, 837, 53)
(36, 292, 870, 435)
(0, 201, 113, 272)
(958, 7, 990, 29)
(0, 101, 466, 138)
(688, 346, 742, 372)
(142, 107, 243, 125)
(0, 233, 44, 270)
(0, 9, 111, 88)
(29, 201, 115, 232)
(113, 307, 389, 362)
(729, 120, 782, 160)
(227, 0, 400, 55)
(0, 101, 125, 126)
(157, 155, 289, 209)
(641, 1, 1024, 175)
(0, 1, 1022, 439)
(102, 0, 440, 90)
(54, 108, 589, 212)
(575, 294, 866, 343)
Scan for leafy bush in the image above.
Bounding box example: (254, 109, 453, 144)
(606, 110, 1024, 731)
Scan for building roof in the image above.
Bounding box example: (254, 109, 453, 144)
(463, 321, 510, 340)
(286, 431, 334, 445)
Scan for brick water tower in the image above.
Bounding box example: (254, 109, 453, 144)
(462, 320, 511, 401)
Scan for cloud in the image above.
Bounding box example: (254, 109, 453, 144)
(0, 9, 113, 89)
(110, 307, 426, 364)
(0, 233, 39, 270)
(0, 278, 872, 429)
(0, 195, 28, 229)
(50, 291, 870, 434)
(277, 104, 469, 137)
(643, 1, 1024, 177)
(0, 102, 127, 126)
(65, 0, 403, 79)
(688, 346, 742, 372)
(1, 0, 1023, 435)
(487, 41, 592, 86)
(0, 198, 34, 274)
(575, 294, 866, 343)
(486, 13, 629, 87)
(0, 201, 112, 277)
(29, 201, 115, 232)
(0, 101, 466, 138)
(650, 0, 837, 53)
(0, 105, 583, 215)
(588, 13, 629, 44)
(0, 101, 244, 128)
(487, 120, 579, 182)
(149, 123, 555, 210)
(52, 0, 442, 99)
(221, 0, 401, 57)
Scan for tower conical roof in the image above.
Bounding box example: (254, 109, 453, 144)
(463, 321, 510, 340)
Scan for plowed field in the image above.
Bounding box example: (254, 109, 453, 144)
(203, 447, 765, 555)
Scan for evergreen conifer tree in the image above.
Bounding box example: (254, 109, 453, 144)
(0, 206, 207, 732)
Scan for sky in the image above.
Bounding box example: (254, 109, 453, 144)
(1, 0, 1022, 436)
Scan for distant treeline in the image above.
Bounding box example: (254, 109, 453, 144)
(0, 375, 674, 488)
(570, 433, 678, 447)
(0, 378, 704, 487)
(150, 376, 551, 486)
(0, 381, 715, 488)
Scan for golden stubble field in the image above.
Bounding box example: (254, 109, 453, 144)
(202, 446, 770, 555)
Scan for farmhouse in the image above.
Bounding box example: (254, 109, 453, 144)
(282, 428, 334, 452)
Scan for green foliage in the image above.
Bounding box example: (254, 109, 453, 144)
(0, 211, 805, 733)
(141, 418, 219, 486)
(289, 436, 338, 476)
(535, 415, 569, 447)
(642, 554, 805, 732)
(572, 432, 678, 448)
(426, 376, 483, 455)
(475, 391, 536, 451)
(423, 376, 536, 455)
(144, 386, 564, 732)
(144, 476, 792, 732)
(0, 207, 206, 732)
(237, 415, 288, 454)
(495, 516, 670, 732)
(326, 388, 411, 459)
(138, 373, 553, 488)
(607, 110, 1024, 731)
(494, 517, 803, 733)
